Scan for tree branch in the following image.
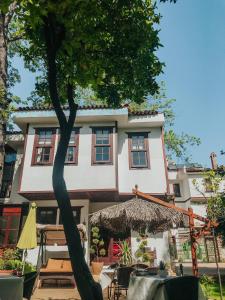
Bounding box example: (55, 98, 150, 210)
(67, 83, 78, 130)
(43, 14, 67, 129)
(4, 1, 17, 28)
(8, 33, 25, 43)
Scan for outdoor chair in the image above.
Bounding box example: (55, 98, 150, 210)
(160, 275, 199, 300)
(23, 271, 38, 300)
(112, 266, 134, 300)
(38, 258, 75, 288)
(131, 263, 148, 270)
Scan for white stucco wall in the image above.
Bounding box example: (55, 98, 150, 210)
(20, 124, 116, 192)
(20, 123, 167, 195)
(131, 231, 170, 264)
(118, 127, 167, 194)
(9, 147, 27, 204)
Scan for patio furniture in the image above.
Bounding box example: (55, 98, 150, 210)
(23, 271, 38, 300)
(38, 258, 75, 288)
(127, 274, 206, 300)
(113, 266, 134, 300)
(131, 263, 148, 270)
(0, 275, 24, 300)
(163, 276, 199, 300)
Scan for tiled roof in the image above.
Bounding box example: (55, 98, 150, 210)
(16, 105, 158, 116)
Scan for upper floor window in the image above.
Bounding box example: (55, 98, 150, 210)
(65, 128, 80, 164)
(173, 183, 181, 197)
(205, 178, 213, 193)
(128, 132, 150, 169)
(32, 128, 56, 165)
(92, 127, 113, 164)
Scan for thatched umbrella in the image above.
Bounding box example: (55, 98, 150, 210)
(90, 197, 184, 233)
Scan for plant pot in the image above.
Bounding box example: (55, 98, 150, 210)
(0, 270, 13, 276)
(91, 261, 104, 275)
(158, 269, 168, 277)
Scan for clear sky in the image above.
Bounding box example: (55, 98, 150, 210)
(11, 0, 225, 167)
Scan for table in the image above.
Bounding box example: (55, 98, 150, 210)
(0, 275, 24, 300)
(127, 275, 206, 300)
(100, 268, 115, 290)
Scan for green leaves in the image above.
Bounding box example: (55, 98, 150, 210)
(17, 0, 163, 106)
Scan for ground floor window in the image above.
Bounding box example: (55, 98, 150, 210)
(90, 228, 130, 264)
(59, 207, 81, 225)
(0, 207, 21, 247)
(37, 207, 57, 224)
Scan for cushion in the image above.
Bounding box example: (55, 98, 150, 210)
(47, 259, 63, 270)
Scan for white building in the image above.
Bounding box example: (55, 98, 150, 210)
(1, 106, 224, 265)
(168, 158, 225, 262)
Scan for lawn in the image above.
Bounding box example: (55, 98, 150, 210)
(201, 282, 225, 300)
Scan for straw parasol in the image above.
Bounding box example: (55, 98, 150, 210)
(90, 197, 184, 233)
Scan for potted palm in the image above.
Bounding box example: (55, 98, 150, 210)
(118, 240, 132, 266)
(90, 227, 106, 275)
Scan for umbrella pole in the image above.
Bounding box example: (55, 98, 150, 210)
(212, 227, 223, 300)
(22, 249, 27, 275)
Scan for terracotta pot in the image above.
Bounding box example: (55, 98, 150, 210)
(0, 270, 13, 275)
(91, 261, 104, 275)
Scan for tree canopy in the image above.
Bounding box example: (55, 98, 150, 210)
(13, 1, 166, 299)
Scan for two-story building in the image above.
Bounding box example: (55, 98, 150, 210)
(1, 105, 224, 265)
(3, 105, 170, 264)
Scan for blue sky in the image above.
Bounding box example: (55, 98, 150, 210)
(11, 0, 225, 167)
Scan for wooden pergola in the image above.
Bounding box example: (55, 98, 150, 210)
(133, 187, 218, 277)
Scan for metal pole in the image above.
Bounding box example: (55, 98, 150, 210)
(212, 227, 223, 300)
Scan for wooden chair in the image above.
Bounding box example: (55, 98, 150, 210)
(38, 259, 75, 288)
(113, 266, 134, 300)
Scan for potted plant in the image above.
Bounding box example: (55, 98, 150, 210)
(158, 260, 168, 277)
(90, 227, 106, 275)
(117, 240, 132, 266)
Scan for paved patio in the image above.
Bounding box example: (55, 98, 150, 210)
(31, 286, 126, 300)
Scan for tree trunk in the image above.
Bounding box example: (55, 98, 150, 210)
(52, 120, 103, 300)
(0, 12, 8, 191)
(44, 14, 103, 300)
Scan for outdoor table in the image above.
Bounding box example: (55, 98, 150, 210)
(99, 268, 115, 290)
(0, 275, 24, 300)
(127, 275, 206, 300)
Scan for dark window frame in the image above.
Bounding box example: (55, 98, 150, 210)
(128, 132, 150, 169)
(59, 206, 81, 225)
(31, 128, 56, 166)
(59, 128, 80, 165)
(36, 207, 57, 225)
(173, 183, 181, 197)
(0, 207, 21, 248)
(91, 127, 113, 165)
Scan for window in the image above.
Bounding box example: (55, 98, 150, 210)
(59, 207, 81, 225)
(32, 128, 56, 165)
(173, 183, 181, 197)
(92, 127, 113, 164)
(0, 148, 17, 198)
(37, 207, 57, 224)
(205, 178, 213, 192)
(65, 128, 80, 164)
(0, 208, 21, 247)
(128, 133, 149, 168)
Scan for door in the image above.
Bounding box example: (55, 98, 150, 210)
(0, 207, 22, 247)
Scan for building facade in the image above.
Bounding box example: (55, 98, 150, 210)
(1, 106, 224, 265)
(168, 161, 225, 262)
